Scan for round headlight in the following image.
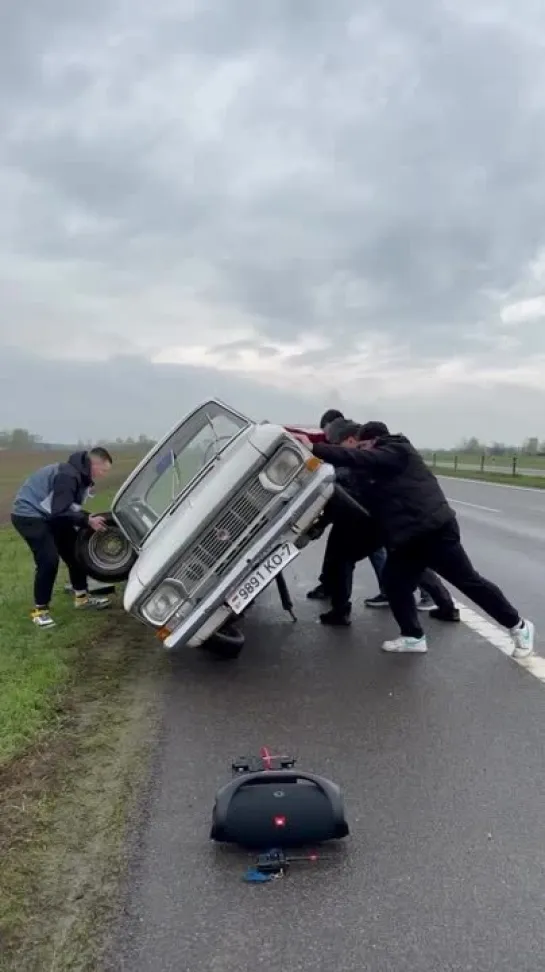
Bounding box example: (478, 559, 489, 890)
(261, 447, 303, 489)
(142, 582, 184, 625)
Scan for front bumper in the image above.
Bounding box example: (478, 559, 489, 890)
(162, 465, 334, 649)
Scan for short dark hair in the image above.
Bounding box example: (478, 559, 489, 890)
(327, 418, 361, 444)
(89, 446, 113, 464)
(320, 408, 344, 429)
(358, 421, 389, 442)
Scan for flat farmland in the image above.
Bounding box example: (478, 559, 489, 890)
(429, 451, 545, 469)
(0, 448, 146, 524)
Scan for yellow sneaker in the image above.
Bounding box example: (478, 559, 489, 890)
(74, 593, 111, 611)
(31, 608, 56, 628)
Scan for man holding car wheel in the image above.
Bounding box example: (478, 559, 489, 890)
(11, 448, 113, 628)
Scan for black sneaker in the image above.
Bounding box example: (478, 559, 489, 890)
(364, 594, 390, 608)
(319, 608, 351, 627)
(429, 607, 460, 623)
(307, 584, 330, 601)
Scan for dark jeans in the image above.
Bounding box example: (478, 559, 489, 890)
(369, 547, 387, 592)
(318, 489, 382, 595)
(382, 520, 520, 638)
(366, 545, 454, 611)
(11, 515, 88, 607)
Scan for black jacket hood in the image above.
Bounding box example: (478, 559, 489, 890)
(372, 432, 411, 449)
(67, 451, 93, 485)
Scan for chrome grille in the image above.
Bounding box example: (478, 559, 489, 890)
(172, 476, 274, 592)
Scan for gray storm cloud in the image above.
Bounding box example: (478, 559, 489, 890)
(1, 0, 545, 444)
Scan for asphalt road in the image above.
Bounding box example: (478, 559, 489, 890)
(438, 475, 545, 629)
(107, 484, 545, 972)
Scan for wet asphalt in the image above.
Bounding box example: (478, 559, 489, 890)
(106, 480, 545, 972)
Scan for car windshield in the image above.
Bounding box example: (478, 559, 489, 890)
(113, 402, 249, 546)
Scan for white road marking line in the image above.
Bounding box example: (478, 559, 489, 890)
(447, 498, 500, 513)
(438, 475, 545, 495)
(456, 602, 545, 685)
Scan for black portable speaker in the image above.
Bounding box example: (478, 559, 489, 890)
(210, 769, 349, 849)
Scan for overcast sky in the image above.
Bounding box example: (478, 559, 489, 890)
(1, 0, 545, 446)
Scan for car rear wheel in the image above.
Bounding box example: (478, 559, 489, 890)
(75, 512, 137, 584)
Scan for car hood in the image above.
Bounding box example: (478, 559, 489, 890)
(123, 422, 292, 604)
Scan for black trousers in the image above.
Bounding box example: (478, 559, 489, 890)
(318, 490, 383, 598)
(382, 520, 520, 638)
(325, 520, 383, 611)
(318, 498, 455, 614)
(11, 515, 88, 607)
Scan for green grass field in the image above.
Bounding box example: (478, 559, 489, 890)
(432, 467, 545, 489)
(0, 449, 147, 763)
(424, 452, 545, 488)
(0, 453, 164, 970)
(0, 448, 145, 523)
(426, 451, 545, 470)
(0, 489, 119, 765)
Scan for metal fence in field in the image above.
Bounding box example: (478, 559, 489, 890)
(425, 454, 545, 478)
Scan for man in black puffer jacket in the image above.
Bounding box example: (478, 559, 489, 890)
(297, 422, 535, 659)
(307, 420, 459, 624)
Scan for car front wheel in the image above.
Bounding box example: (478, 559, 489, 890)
(200, 620, 245, 660)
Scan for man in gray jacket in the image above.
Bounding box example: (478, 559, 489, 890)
(11, 447, 113, 628)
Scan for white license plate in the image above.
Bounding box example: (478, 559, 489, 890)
(226, 542, 299, 615)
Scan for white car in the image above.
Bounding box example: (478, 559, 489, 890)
(76, 400, 335, 657)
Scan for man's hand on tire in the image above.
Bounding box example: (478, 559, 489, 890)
(88, 514, 107, 532)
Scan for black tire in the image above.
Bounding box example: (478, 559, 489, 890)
(75, 512, 138, 584)
(201, 621, 245, 660)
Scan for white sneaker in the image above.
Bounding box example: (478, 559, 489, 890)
(381, 635, 428, 653)
(510, 619, 535, 659)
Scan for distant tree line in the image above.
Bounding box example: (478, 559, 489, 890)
(2, 426, 545, 457)
(0, 428, 156, 451)
(77, 434, 156, 451)
(0, 428, 44, 450)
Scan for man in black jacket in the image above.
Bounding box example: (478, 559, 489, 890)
(11, 448, 113, 628)
(308, 420, 460, 624)
(308, 413, 388, 604)
(294, 423, 535, 658)
(319, 408, 344, 439)
(311, 421, 387, 625)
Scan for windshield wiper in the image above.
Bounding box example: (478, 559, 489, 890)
(166, 448, 181, 501)
(204, 411, 220, 461)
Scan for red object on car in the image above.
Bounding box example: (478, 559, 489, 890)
(284, 425, 326, 444)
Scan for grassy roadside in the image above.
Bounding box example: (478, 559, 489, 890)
(432, 467, 545, 489)
(0, 491, 165, 971)
(0, 490, 119, 764)
(425, 451, 545, 470)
